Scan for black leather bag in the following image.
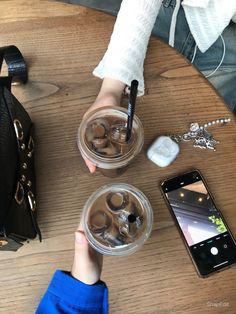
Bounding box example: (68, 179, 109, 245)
(0, 46, 41, 251)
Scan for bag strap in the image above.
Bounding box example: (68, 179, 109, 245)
(0, 45, 28, 86)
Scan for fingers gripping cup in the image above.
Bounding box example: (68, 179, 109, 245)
(82, 183, 153, 256)
(77, 106, 144, 177)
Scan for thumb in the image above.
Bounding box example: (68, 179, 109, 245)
(75, 230, 88, 245)
(74, 230, 90, 260)
(71, 230, 102, 285)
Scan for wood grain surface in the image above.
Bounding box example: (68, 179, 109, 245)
(0, 1, 236, 313)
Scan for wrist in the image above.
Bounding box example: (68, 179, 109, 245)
(100, 77, 125, 99)
(94, 91, 120, 107)
(88, 78, 126, 113)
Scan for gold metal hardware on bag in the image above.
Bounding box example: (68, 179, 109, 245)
(14, 182, 24, 205)
(21, 175, 26, 182)
(22, 163, 27, 169)
(27, 136, 34, 157)
(27, 191, 36, 212)
(13, 119, 24, 140)
(12, 80, 21, 86)
(27, 180, 32, 187)
(21, 143, 26, 150)
(0, 240, 8, 247)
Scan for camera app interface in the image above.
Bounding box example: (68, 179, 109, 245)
(166, 181, 227, 246)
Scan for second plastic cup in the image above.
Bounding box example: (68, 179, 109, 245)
(82, 183, 153, 256)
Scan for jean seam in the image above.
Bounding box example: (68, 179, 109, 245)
(180, 31, 196, 60)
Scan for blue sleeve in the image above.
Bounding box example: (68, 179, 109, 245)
(36, 270, 108, 314)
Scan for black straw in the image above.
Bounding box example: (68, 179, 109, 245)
(126, 80, 139, 142)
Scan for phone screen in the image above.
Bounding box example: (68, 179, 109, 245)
(162, 171, 236, 276)
(165, 179, 227, 247)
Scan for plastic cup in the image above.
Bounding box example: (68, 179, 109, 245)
(82, 183, 153, 256)
(77, 106, 144, 177)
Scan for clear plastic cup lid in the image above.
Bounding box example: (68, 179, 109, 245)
(82, 183, 153, 256)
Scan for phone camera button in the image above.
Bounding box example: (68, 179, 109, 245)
(210, 247, 218, 255)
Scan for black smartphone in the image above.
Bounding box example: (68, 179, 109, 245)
(160, 169, 236, 277)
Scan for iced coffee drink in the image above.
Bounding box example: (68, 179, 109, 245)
(77, 106, 144, 177)
(82, 183, 153, 256)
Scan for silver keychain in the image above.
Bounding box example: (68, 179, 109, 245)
(170, 117, 231, 151)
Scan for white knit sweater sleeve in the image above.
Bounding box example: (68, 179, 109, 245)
(93, 0, 162, 96)
(182, 0, 236, 52)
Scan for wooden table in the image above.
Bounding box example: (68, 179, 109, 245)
(0, 1, 236, 313)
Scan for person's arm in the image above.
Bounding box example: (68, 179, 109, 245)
(83, 1, 162, 172)
(85, 77, 126, 116)
(93, 0, 162, 97)
(36, 230, 108, 314)
(36, 271, 108, 314)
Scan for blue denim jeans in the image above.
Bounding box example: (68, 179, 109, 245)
(60, 0, 236, 114)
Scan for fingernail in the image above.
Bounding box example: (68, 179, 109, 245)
(75, 232, 85, 244)
(89, 165, 96, 173)
(85, 160, 96, 173)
